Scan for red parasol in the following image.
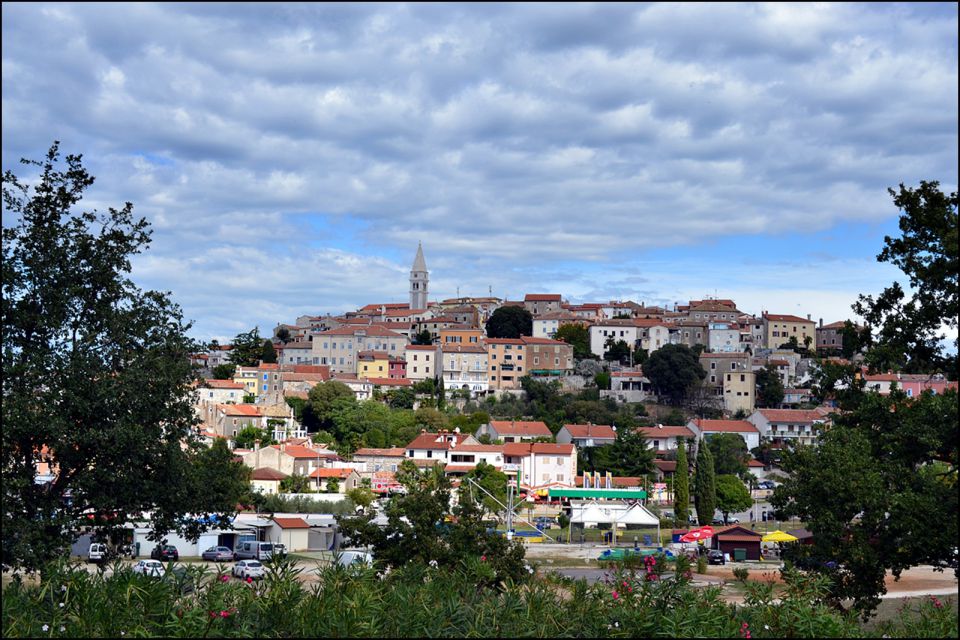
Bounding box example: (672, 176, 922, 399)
(679, 527, 715, 543)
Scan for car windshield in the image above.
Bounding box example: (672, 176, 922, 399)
(261, 544, 273, 550)
(146, 561, 161, 566)
(247, 562, 262, 567)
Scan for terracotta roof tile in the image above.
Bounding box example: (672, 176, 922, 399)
(562, 424, 616, 439)
(273, 517, 311, 529)
(489, 420, 552, 436)
(691, 419, 759, 433)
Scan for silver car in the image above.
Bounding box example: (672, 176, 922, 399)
(202, 546, 234, 562)
(232, 560, 266, 580)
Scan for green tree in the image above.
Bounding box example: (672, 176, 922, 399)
(693, 442, 717, 526)
(346, 486, 376, 511)
(485, 306, 533, 339)
(260, 339, 277, 364)
(715, 474, 752, 524)
(211, 363, 236, 380)
(755, 365, 785, 408)
(228, 327, 263, 367)
(234, 426, 275, 449)
(644, 344, 706, 405)
(839, 320, 871, 359)
(594, 371, 611, 390)
(708, 433, 750, 477)
(307, 381, 357, 430)
(280, 473, 312, 494)
(324, 478, 340, 494)
(386, 387, 415, 409)
(602, 337, 632, 363)
(854, 181, 958, 375)
(463, 461, 509, 517)
(2, 144, 248, 570)
(774, 183, 958, 615)
(275, 326, 291, 343)
(412, 329, 434, 345)
(554, 323, 591, 359)
(674, 439, 690, 526)
(592, 427, 654, 478)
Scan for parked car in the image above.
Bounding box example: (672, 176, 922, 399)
(335, 550, 373, 567)
(758, 480, 776, 490)
(707, 550, 726, 565)
(234, 541, 273, 561)
(272, 543, 287, 558)
(87, 542, 107, 564)
(150, 544, 179, 561)
(201, 546, 234, 562)
(232, 560, 266, 580)
(133, 559, 166, 578)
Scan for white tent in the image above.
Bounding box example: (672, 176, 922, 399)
(568, 501, 661, 546)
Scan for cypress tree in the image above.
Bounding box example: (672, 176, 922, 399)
(261, 338, 277, 364)
(694, 441, 717, 526)
(674, 438, 690, 527)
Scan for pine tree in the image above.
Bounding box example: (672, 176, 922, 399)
(693, 441, 717, 526)
(673, 438, 690, 526)
(261, 338, 277, 364)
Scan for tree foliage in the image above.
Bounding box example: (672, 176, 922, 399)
(2, 143, 249, 570)
(592, 427, 654, 478)
(463, 461, 508, 517)
(485, 306, 533, 339)
(775, 181, 959, 616)
(708, 433, 750, 477)
(854, 181, 958, 376)
(553, 323, 591, 359)
(212, 363, 236, 380)
(602, 337, 632, 363)
(715, 474, 752, 523)
(412, 329, 434, 345)
(227, 327, 263, 367)
(755, 365, 785, 408)
(260, 339, 277, 364)
(673, 439, 690, 526)
(234, 426, 275, 450)
(644, 344, 706, 405)
(693, 442, 716, 526)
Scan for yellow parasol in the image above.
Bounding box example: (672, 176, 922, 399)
(762, 530, 798, 543)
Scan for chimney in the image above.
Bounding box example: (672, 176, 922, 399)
(807, 313, 811, 321)
(819, 318, 823, 328)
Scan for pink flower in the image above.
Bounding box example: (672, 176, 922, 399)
(480, 555, 486, 562)
(246, 576, 253, 583)
(627, 586, 633, 592)
(622, 581, 628, 587)
(220, 575, 229, 582)
(930, 596, 943, 609)
(220, 610, 230, 618)
(209, 611, 217, 618)
(612, 590, 619, 600)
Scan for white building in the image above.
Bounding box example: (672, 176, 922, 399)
(687, 418, 761, 451)
(502, 442, 577, 490)
(405, 344, 439, 382)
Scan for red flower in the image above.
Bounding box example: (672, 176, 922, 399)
(246, 576, 253, 583)
(480, 555, 486, 562)
(612, 590, 619, 600)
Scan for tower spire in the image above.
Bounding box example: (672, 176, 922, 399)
(410, 242, 429, 309)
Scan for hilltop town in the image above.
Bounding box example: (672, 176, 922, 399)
(187, 243, 956, 504)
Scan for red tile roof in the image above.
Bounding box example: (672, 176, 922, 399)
(201, 379, 245, 389)
(691, 419, 758, 433)
(273, 517, 311, 529)
(521, 336, 571, 346)
(502, 442, 575, 456)
(489, 420, 552, 436)
(250, 468, 287, 481)
(406, 431, 474, 450)
(763, 313, 814, 323)
(562, 424, 616, 439)
(218, 404, 262, 417)
(321, 325, 407, 338)
(309, 468, 355, 479)
(455, 444, 505, 453)
(653, 460, 677, 473)
(406, 345, 439, 351)
(352, 447, 407, 457)
(525, 294, 562, 301)
(757, 409, 824, 423)
(486, 338, 525, 345)
(638, 425, 694, 439)
(269, 444, 338, 459)
(365, 377, 413, 386)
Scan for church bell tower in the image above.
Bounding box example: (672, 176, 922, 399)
(410, 242, 428, 309)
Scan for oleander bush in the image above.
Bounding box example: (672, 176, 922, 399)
(2, 556, 956, 638)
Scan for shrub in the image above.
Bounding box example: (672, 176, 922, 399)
(733, 567, 750, 582)
(697, 555, 708, 574)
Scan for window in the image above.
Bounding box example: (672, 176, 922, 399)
(711, 362, 716, 370)
(262, 384, 267, 391)
(710, 375, 716, 383)
(731, 363, 736, 370)
(427, 451, 432, 458)
(425, 366, 430, 373)
(740, 374, 745, 382)
(263, 374, 268, 381)
(413, 366, 418, 373)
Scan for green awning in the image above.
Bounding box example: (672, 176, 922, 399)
(548, 488, 647, 499)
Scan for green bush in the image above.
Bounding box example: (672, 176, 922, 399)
(2, 557, 956, 638)
(733, 567, 750, 582)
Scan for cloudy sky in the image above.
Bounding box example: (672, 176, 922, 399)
(3, 2, 957, 342)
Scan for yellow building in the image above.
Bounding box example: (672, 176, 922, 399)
(723, 369, 756, 414)
(357, 350, 391, 378)
(762, 313, 816, 349)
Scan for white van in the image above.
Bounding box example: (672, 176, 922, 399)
(233, 541, 273, 561)
(87, 543, 107, 563)
(335, 550, 373, 567)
